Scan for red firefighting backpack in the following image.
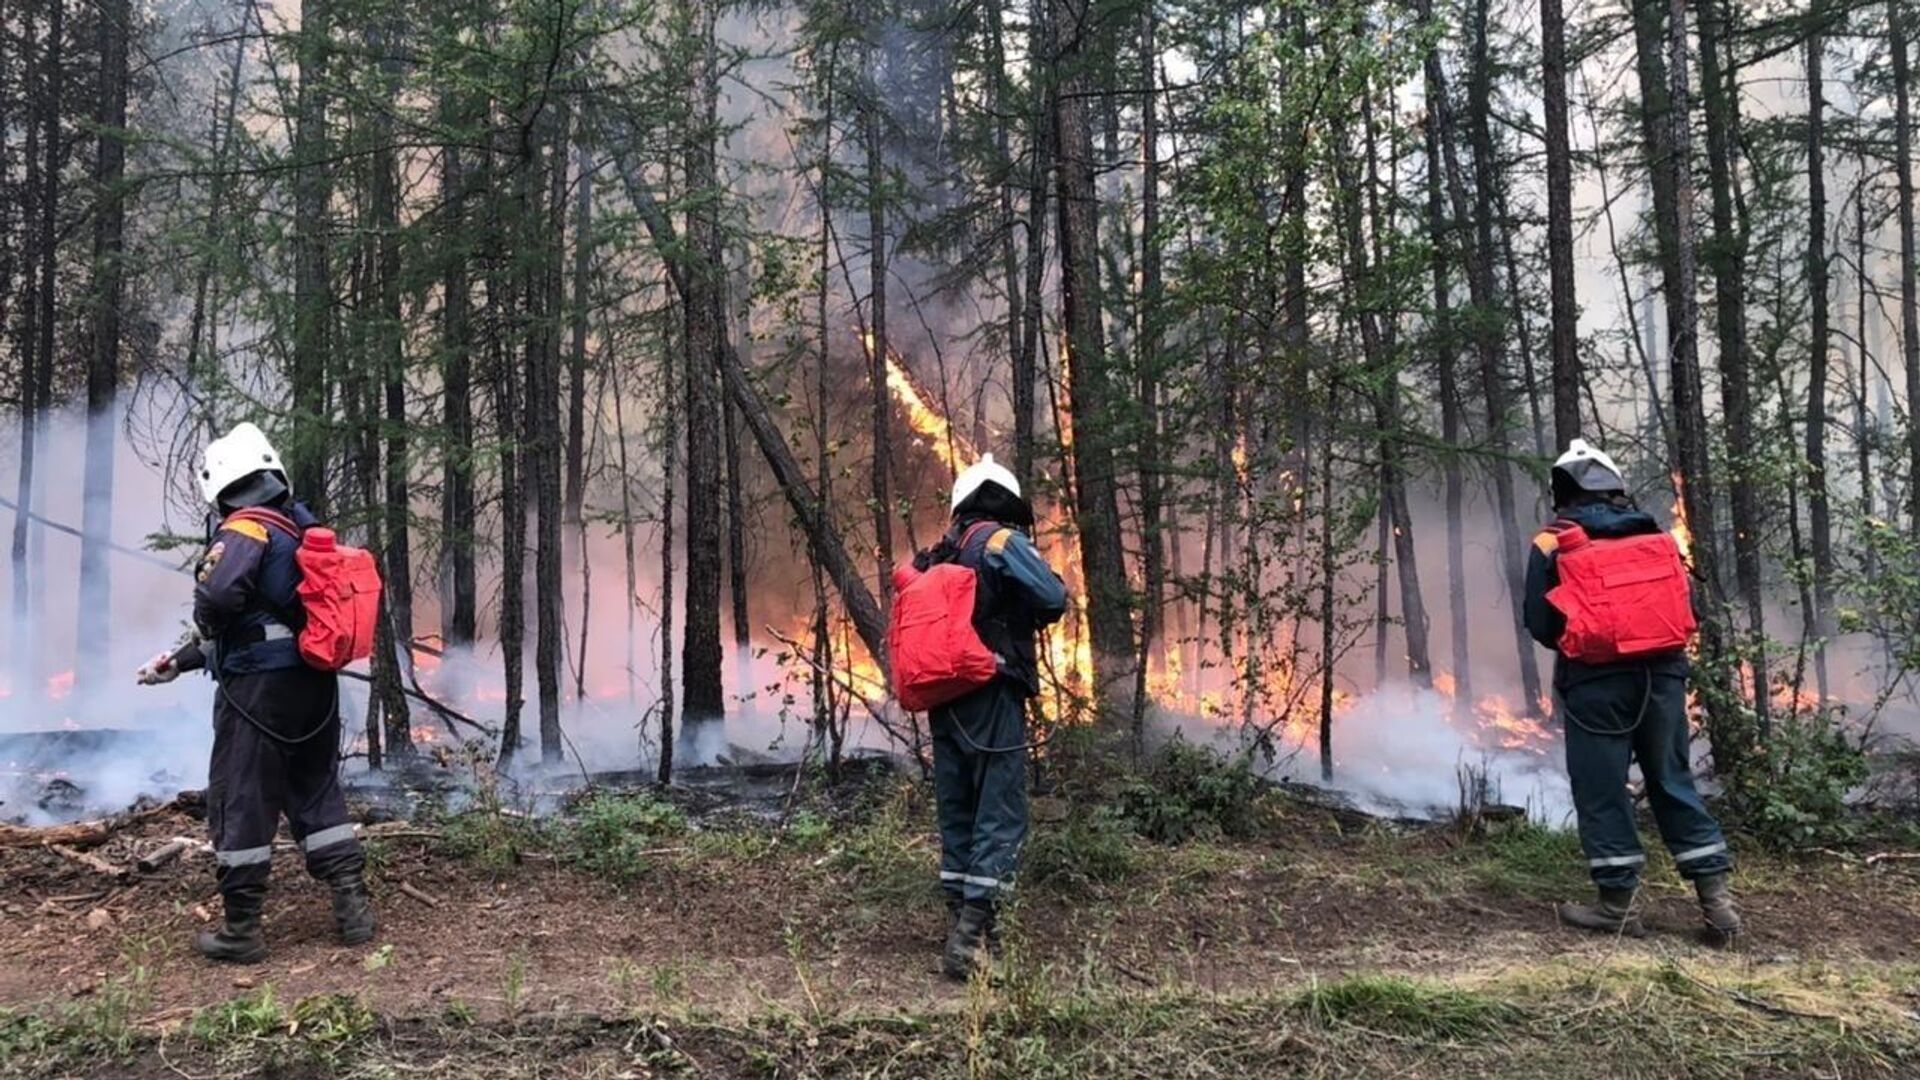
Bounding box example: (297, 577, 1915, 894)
(225, 508, 384, 672)
(1544, 522, 1696, 664)
(887, 522, 1003, 712)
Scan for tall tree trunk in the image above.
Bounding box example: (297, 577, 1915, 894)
(78, 0, 129, 687)
(1542, 0, 1581, 448)
(1439, 0, 1543, 712)
(680, 0, 727, 752)
(439, 125, 477, 645)
(1135, 0, 1167, 726)
(1895, 0, 1920, 539)
(1014, 0, 1051, 489)
(10, 3, 48, 673)
(864, 36, 896, 615)
(1051, 0, 1137, 727)
(1805, 5, 1833, 696)
(491, 145, 527, 770)
(1634, 0, 1739, 765)
(292, 0, 333, 510)
(530, 87, 570, 764)
(1426, 53, 1472, 706)
(371, 23, 412, 757)
(1697, 0, 1766, 728)
(565, 155, 593, 528)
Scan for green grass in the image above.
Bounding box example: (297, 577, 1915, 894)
(1297, 974, 1523, 1041)
(1464, 820, 1589, 898)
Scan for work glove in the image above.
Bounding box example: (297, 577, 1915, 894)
(136, 652, 180, 685)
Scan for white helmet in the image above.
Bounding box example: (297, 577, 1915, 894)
(199, 422, 288, 505)
(951, 453, 1020, 511)
(1552, 438, 1625, 494)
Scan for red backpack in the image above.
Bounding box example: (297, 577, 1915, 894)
(1545, 523, 1696, 664)
(887, 522, 1003, 711)
(226, 509, 384, 672)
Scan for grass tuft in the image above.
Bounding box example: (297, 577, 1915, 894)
(1297, 974, 1523, 1041)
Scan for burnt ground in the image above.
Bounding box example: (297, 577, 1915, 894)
(3, 776, 1920, 1077)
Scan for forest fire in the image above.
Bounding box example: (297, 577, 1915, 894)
(865, 332, 971, 477)
(1670, 470, 1694, 564)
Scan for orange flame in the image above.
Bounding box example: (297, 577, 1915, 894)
(864, 331, 972, 476)
(1669, 470, 1693, 565)
(46, 670, 75, 701)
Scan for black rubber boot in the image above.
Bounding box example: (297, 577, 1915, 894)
(942, 900, 992, 981)
(193, 906, 266, 964)
(330, 872, 377, 945)
(1694, 873, 1741, 945)
(1557, 887, 1647, 937)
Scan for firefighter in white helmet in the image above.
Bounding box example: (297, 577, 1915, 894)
(1526, 440, 1739, 943)
(135, 422, 374, 962)
(909, 454, 1067, 979)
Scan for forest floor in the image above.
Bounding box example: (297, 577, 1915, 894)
(3, 760, 1920, 1078)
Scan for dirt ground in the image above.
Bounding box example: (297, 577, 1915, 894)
(3, 789, 1918, 1029)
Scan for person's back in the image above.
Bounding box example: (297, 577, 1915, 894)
(909, 455, 1066, 980)
(1525, 440, 1740, 943)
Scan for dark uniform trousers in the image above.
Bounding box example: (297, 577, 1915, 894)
(931, 679, 1029, 904)
(1560, 668, 1731, 891)
(208, 666, 364, 910)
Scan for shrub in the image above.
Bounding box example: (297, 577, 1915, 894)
(1021, 811, 1138, 889)
(1116, 740, 1265, 844)
(557, 792, 689, 881)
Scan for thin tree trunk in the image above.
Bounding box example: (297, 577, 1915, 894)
(1542, 0, 1581, 448)
(864, 36, 895, 616)
(78, 0, 129, 687)
(1135, 0, 1167, 731)
(1426, 54, 1473, 707)
(1895, 0, 1920, 538)
(10, 3, 46, 673)
(371, 21, 413, 757)
(1014, 0, 1050, 489)
(566, 155, 593, 527)
(440, 126, 477, 645)
(1805, 5, 1832, 696)
(531, 87, 570, 764)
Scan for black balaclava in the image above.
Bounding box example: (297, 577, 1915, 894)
(952, 479, 1035, 531)
(215, 469, 291, 516)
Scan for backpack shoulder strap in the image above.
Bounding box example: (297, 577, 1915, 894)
(957, 521, 1001, 551)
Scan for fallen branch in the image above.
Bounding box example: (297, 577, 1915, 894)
(1864, 851, 1920, 867)
(0, 796, 190, 850)
(49, 844, 129, 881)
(396, 881, 443, 909)
(136, 838, 195, 873)
(359, 823, 443, 841)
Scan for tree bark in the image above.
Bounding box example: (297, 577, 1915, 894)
(1542, 0, 1581, 448)
(1014, 0, 1050, 490)
(291, 0, 334, 511)
(439, 113, 477, 646)
(1426, 49, 1473, 707)
(680, 0, 728, 750)
(1805, 5, 1833, 694)
(1051, 0, 1137, 726)
(864, 36, 895, 616)
(1895, 0, 1920, 539)
(1697, 0, 1767, 728)
(78, 0, 129, 687)
(1135, 0, 1167, 728)
(530, 83, 570, 764)
(371, 20, 412, 757)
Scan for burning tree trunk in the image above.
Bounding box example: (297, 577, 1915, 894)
(1542, 0, 1582, 448)
(1697, 0, 1767, 730)
(291, 0, 334, 511)
(1633, 0, 1740, 766)
(602, 120, 890, 682)
(681, 0, 727, 752)
(77, 0, 130, 686)
(1051, 0, 1137, 728)
(864, 32, 896, 617)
